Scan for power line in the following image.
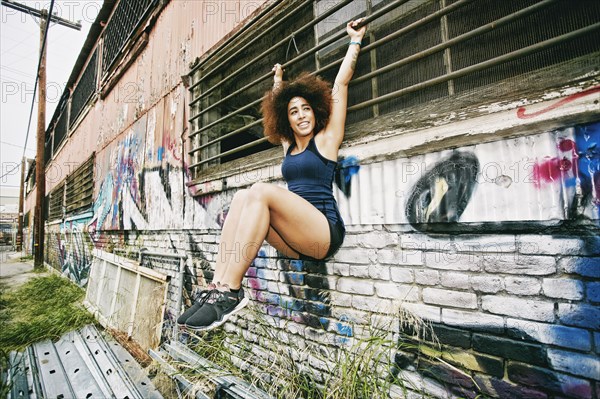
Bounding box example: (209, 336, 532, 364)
(0, 0, 55, 181)
(0, 140, 36, 151)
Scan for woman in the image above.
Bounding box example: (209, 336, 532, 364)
(179, 18, 367, 331)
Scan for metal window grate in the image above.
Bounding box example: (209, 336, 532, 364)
(53, 99, 69, 154)
(44, 131, 52, 166)
(101, 0, 157, 76)
(48, 182, 65, 221)
(65, 155, 95, 215)
(188, 0, 600, 177)
(70, 49, 98, 126)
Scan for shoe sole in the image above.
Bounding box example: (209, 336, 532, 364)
(185, 297, 249, 332)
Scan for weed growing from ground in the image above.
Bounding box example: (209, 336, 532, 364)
(0, 274, 95, 352)
(173, 301, 439, 399)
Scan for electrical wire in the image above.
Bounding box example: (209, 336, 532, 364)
(0, 0, 55, 181)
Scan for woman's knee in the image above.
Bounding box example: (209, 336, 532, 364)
(248, 182, 271, 202)
(231, 188, 249, 204)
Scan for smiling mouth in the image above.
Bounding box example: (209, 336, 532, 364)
(298, 122, 310, 128)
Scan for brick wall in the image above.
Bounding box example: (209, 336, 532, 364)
(81, 225, 598, 398)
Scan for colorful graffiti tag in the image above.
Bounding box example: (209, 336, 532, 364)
(58, 217, 93, 286)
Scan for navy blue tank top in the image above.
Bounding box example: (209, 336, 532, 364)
(281, 137, 343, 225)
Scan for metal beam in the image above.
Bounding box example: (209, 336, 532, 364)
(1, 0, 82, 30)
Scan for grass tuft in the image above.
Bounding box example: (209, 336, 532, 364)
(173, 302, 435, 399)
(0, 274, 95, 352)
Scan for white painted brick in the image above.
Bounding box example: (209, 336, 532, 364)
(506, 318, 591, 351)
(375, 282, 418, 301)
(330, 262, 349, 276)
(378, 248, 424, 266)
(542, 278, 584, 300)
(340, 234, 361, 248)
(504, 277, 541, 295)
(401, 303, 441, 323)
(360, 231, 399, 248)
(344, 224, 376, 233)
(518, 235, 588, 256)
(353, 296, 395, 313)
(423, 288, 477, 309)
(202, 234, 217, 243)
(547, 348, 600, 380)
(559, 257, 600, 277)
(369, 264, 390, 280)
(330, 291, 353, 307)
(266, 281, 282, 294)
(331, 307, 369, 324)
(424, 251, 482, 271)
(400, 233, 447, 250)
(349, 265, 369, 278)
(470, 275, 503, 293)
(440, 272, 470, 289)
(415, 269, 440, 286)
(481, 296, 554, 321)
(383, 224, 413, 233)
(337, 278, 374, 295)
(333, 248, 374, 264)
(391, 267, 414, 283)
(458, 235, 517, 253)
(441, 309, 504, 330)
(484, 254, 556, 276)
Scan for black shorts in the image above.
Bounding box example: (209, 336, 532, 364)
(325, 219, 345, 258)
(298, 218, 345, 261)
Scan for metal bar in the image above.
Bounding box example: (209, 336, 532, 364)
(350, 0, 558, 86)
(27, 346, 43, 398)
(1, 0, 82, 29)
(165, 341, 275, 399)
(189, 97, 262, 138)
(348, 23, 600, 112)
(148, 349, 212, 399)
(189, 137, 269, 170)
(189, 0, 354, 100)
(189, 119, 263, 154)
(174, 257, 185, 341)
(139, 250, 187, 259)
(189, 0, 410, 117)
(188, 0, 287, 77)
(189, 0, 313, 90)
(84, 325, 144, 399)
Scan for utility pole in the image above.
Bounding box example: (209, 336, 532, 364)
(16, 156, 26, 252)
(1, 0, 81, 268)
(33, 9, 48, 269)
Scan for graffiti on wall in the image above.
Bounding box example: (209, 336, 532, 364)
(406, 152, 479, 229)
(58, 217, 93, 286)
(90, 105, 219, 239)
(332, 121, 600, 230)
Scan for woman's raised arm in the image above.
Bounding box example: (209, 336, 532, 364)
(324, 18, 367, 147)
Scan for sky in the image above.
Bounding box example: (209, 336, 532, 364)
(1, 0, 103, 199)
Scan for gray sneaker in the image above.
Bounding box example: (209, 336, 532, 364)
(185, 286, 248, 331)
(176, 283, 218, 326)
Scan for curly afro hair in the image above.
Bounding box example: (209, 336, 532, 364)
(261, 73, 332, 145)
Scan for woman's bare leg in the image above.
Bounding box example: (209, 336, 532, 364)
(212, 189, 249, 283)
(219, 182, 331, 289)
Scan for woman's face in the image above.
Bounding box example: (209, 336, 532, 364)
(287, 96, 315, 138)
